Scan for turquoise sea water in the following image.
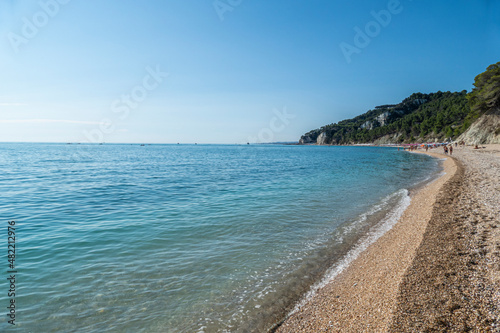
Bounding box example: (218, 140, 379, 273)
(0, 143, 440, 332)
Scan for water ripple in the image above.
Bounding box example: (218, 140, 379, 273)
(0, 143, 440, 332)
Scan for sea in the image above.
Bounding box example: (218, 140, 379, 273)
(0, 143, 441, 332)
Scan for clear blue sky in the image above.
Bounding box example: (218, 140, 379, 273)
(1, 0, 499, 143)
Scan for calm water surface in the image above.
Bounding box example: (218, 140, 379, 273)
(0, 143, 440, 332)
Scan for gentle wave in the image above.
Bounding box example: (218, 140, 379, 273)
(289, 189, 411, 317)
(0, 143, 441, 332)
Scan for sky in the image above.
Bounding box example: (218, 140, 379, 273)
(0, 0, 499, 144)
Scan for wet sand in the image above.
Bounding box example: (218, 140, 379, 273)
(275, 145, 500, 332)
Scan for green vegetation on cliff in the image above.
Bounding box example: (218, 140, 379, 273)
(300, 62, 500, 145)
(467, 62, 500, 115)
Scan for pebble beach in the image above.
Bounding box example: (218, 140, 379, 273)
(275, 144, 500, 332)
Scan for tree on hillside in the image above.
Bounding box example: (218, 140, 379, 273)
(300, 89, 474, 145)
(468, 62, 500, 114)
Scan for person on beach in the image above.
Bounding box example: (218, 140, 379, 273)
(425, 145, 429, 152)
(444, 145, 448, 154)
(449, 145, 453, 155)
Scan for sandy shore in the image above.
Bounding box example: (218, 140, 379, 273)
(275, 145, 500, 332)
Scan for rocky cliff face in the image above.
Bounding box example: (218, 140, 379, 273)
(316, 132, 329, 145)
(299, 131, 331, 145)
(372, 133, 402, 145)
(299, 131, 338, 145)
(360, 111, 391, 130)
(458, 108, 500, 144)
(299, 132, 319, 144)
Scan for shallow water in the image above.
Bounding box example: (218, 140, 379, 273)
(0, 143, 440, 332)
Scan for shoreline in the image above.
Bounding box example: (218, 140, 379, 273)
(274, 149, 457, 332)
(275, 144, 500, 332)
(390, 145, 500, 331)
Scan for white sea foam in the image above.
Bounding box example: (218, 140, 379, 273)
(288, 188, 411, 315)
